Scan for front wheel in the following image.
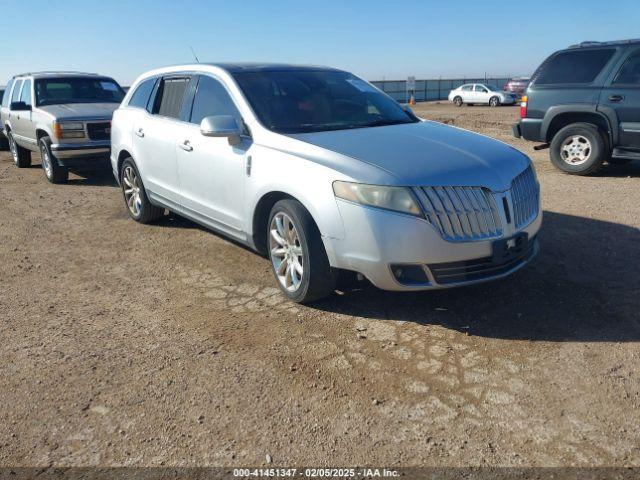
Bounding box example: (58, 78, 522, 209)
(120, 158, 164, 223)
(268, 199, 336, 303)
(39, 137, 68, 183)
(489, 96, 500, 107)
(550, 123, 607, 175)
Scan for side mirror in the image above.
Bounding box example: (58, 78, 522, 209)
(400, 103, 420, 122)
(10, 101, 31, 112)
(200, 115, 242, 145)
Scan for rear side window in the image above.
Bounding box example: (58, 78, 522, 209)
(1, 79, 13, 107)
(20, 79, 32, 107)
(153, 77, 191, 119)
(613, 53, 640, 85)
(11, 79, 23, 104)
(128, 78, 156, 110)
(535, 49, 615, 85)
(189, 75, 242, 125)
(461, 85, 473, 91)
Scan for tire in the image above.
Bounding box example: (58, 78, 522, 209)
(7, 131, 31, 168)
(119, 157, 164, 223)
(489, 96, 500, 107)
(453, 96, 463, 107)
(267, 199, 336, 303)
(550, 123, 607, 175)
(39, 136, 68, 184)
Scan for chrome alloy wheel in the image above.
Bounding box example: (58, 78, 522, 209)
(122, 165, 142, 217)
(40, 142, 53, 178)
(561, 135, 592, 165)
(269, 212, 304, 292)
(9, 135, 18, 164)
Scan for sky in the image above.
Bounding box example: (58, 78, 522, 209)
(2, 0, 639, 86)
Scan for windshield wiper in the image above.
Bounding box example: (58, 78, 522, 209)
(363, 119, 414, 128)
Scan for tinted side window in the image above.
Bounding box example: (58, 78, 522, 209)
(536, 49, 615, 85)
(153, 77, 191, 119)
(474, 85, 487, 92)
(2, 79, 13, 107)
(190, 75, 241, 125)
(613, 54, 640, 85)
(11, 79, 23, 104)
(129, 78, 156, 110)
(461, 85, 472, 92)
(20, 79, 32, 106)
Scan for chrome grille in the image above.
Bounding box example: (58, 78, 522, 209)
(417, 186, 503, 241)
(511, 166, 540, 229)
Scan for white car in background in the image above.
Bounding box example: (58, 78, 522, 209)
(448, 83, 517, 107)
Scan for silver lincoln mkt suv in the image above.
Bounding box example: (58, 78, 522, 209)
(0, 72, 125, 183)
(111, 63, 542, 303)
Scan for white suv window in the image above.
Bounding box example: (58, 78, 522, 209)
(10, 79, 24, 105)
(189, 75, 241, 125)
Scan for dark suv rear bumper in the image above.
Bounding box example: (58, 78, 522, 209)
(513, 119, 543, 142)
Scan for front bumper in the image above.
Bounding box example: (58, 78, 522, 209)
(328, 200, 542, 291)
(51, 141, 110, 159)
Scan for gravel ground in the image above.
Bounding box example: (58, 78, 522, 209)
(0, 103, 639, 468)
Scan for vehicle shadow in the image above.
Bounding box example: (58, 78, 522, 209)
(311, 211, 640, 342)
(66, 169, 118, 187)
(599, 160, 640, 178)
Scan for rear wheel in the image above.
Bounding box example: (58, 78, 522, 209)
(120, 158, 164, 223)
(39, 136, 68, 183)
(8, 131, 31, 168)
(453, 96, 463, 107)
(489, 96, 500, 107)
(267, 199, 336, 303)
(550, 123, 606, 175)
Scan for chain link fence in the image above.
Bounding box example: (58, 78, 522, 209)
(371, 77, 513, 103)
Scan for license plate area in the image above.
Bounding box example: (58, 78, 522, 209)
(492, 232, 528, 264)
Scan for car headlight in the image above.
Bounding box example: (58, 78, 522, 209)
(333, 181, 422, 217)
(54, 122, 86, 139)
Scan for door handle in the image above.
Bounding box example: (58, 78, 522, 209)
(609, 94, 624, 103)
(135, 128, 144, 137)
(179, 140, 193, 152)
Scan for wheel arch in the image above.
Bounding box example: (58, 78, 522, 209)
(251, 191, 297, 256)
(250, 190, 335, 260)
(35, 128, 49, 141)
(543, 106, 614, 146)
(116, 149, 133, 178)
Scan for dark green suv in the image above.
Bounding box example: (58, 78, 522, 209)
(513, 39, 640, 175)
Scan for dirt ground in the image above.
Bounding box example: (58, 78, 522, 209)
(0, 103, 639, 469)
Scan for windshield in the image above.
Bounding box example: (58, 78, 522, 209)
(486, 85, 501, 92)
(35, 77, 125, 106)
(233, 70, 417, 134)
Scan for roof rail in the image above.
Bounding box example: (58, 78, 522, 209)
(12, 71, 99, 78)
(569, 38, 640, 48)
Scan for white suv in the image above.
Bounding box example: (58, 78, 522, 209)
(111, 64, 541, 303)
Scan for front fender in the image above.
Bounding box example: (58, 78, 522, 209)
(245, 145, 348, 248)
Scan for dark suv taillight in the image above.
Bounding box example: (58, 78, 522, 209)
(520, 95, 528, 118)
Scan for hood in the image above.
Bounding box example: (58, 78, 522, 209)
(38, 103, 119, 121)
(289, 121, 530, 192)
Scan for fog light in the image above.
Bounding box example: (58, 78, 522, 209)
(391, 264, 430, 286)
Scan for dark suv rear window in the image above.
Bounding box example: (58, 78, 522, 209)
(535, 49, 615, 85)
